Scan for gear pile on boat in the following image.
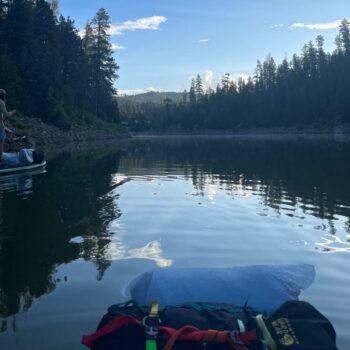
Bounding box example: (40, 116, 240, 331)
(0, 148, 46, 174)
(82, 265, 338, 350)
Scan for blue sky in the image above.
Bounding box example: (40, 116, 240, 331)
(58, 0, 350, 94)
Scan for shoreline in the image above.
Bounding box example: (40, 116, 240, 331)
(5, 116, 350, 160)
(130, 125, 350, 139)
(6, 115, 128, 159)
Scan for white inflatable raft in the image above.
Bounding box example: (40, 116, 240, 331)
(0, 161, 46, 175)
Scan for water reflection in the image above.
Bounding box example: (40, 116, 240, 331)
(0, 168, 46, 198)
(0, 149, 122, 318)
(120, 137, 350, 221)
(0, 136, 350, 328)
(316, 234, 350, 253)
(70, 235, 172, 268)
(118, 137, 350, 259)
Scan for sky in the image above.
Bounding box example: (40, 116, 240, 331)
(57, 0, 350, 94)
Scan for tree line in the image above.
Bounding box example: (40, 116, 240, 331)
(121, 20, 350, 131)
(0, 0, 119, 129)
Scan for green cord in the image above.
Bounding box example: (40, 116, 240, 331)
(146, 339, 157, 350)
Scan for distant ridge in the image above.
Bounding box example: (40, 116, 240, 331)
(117, 91, 183, 105)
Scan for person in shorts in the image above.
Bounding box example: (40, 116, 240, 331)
(0, 89, 16, 164)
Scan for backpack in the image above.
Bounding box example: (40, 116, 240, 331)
(82, 300, 337, 350)
(18, 149, 33, 166)
(263, 300, 337, 350)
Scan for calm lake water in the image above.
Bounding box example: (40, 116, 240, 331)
(0, 136, 349, 349)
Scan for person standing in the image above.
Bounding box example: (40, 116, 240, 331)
(0, 89, 16, 164)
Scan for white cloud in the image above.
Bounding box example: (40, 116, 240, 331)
(270, 24, 284, 29)
(109, 16, 167, 36)
(145, 86, 159, 92)
(187, 71, 251, 91)
(187, 70, 214, 89)
(219, 73, 250, 84)
(78, 28, 85, 38)
(78, 16, 166, 39)
(198, 39, 209, 43)
(289, 19, 343, 30)
(203, 70, 214, 89)
(118, 86, 161, 95)
(118, 89, 144, 96)
(231, 73, 250, 83)
(111, 43, 125, 50)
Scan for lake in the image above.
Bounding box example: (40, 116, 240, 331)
(0, 136, 349, 349)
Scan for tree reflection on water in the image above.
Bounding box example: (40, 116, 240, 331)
(119, 137, 350, 252)
(0, 137, 350, 323)
(120, 137, 350, 221)
(0, 148, 121, 319)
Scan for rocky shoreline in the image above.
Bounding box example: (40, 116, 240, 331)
(5, 115, 350, 161)
(130, 124, 350, 138)
(5, 115, 128, 160)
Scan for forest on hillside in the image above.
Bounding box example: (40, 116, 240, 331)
(1, 1, 350, 134)
(121, 20, 350, 132)
(0, 0, 119, 130)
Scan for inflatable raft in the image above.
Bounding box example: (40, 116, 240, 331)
(0, 160, 46, 175)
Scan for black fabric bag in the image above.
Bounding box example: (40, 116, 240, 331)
(85, 301, 261, 350)
(82, 300, 337, 350)
(264, 300, 337, 350)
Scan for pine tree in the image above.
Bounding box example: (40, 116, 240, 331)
(58, 16, 87, 109)
(189, 78, 196, 104)
(277, 58, 289, 83)
(0, 0, 121, 127)
(181, 89, 188, 105)
(338, 19, 350, 55)
(30, 0, 62, 121)
(82, 22, 94, 54)
(4, 0, 37, 112)
(0, 0, 7, 18)
(221, 73, 231, 94)
(195, 74, 204, 100)
(302, 42, 318, 79)
(254, 60, 263, 90)
(88, 8, 119, 121)
(262, 54, 276, 89)
(315, 35, 326, 77)
(50, 0, 59, 17)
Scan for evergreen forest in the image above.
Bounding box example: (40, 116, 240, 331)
(121, 20, 350, 132)
(1, 0, 350, 133)
(0, 0, 119, 130)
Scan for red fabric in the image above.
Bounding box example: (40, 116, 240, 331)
(163, 326, 200, 350)
(160, 328, 256, 343)
(82, 315, 140, 347)
(203, 329, 219, 342)
(163, 326, 251, 350)
(81, 315, 257, 348)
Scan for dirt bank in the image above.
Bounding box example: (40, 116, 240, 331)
(5, 115, 128, 159)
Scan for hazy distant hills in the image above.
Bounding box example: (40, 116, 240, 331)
(117, 91, 183, 105)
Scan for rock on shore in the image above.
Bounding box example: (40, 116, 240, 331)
(5, 115, 127, 159)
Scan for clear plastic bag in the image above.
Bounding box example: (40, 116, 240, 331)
(123, 264, 315, 313)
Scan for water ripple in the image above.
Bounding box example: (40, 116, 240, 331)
(315, 234, 350, 253)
